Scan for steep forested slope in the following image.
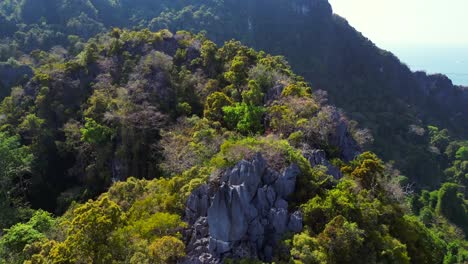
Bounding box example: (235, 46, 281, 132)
(0, 29, 466, 264)
(0, 0, 467, 263)
(0, 0, 467, 188)
(0, 28, 359, 221)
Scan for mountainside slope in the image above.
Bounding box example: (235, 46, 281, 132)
(0, 29, 466, 264)
(1, 0, 467, 187)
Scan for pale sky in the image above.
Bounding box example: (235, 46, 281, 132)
(328, 0, 468, 49)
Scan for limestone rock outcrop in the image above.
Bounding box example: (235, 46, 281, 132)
(303, 148, 342, 179)
(183, 153, 303, 263)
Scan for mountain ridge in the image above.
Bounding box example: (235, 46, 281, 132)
(0, 1, 466, 263)
(1, 0, 466, 187)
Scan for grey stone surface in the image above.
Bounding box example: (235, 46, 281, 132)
(208, 184, 249, 242)
(184, 153, 303, 262)
(262, 168, 280, 185)
(269, 208, 289, 234)
(288, 211, 303, 233)
(274, 164, 299, 198)
(186, 184, 210, 224)
(303, 149, 343, 179)
(275, 198, 288, 209)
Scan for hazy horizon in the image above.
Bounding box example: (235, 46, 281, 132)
(329, 0, 468, 85)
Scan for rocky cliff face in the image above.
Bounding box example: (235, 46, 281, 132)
(182, 149, 341, 263)
(183, 153, 303, 263)
(414, 72, 468, 134)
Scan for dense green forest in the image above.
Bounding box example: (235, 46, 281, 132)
(0, 0, 467, 189)
(0, 0, 466, 263)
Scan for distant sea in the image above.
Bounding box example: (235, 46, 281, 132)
(386, 45, 468, 86)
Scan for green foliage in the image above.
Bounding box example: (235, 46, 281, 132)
(0, 0, 465, 196)
(204, 92, 233, 122)
(281, 82, 311, 97)
(223, 103, 265, 135)
(80, 118, 113, 145)
(391, 215, 446, 264)
(64, 196, 124, 263)
(18, 114, 45, 137)
(456, 146, 468, 161)
(299, 166, 435, 264)
(443, 241, 468, 264)
(0, 132, 33, 229)
(428, 126, 451, 152)
(342, 151, 384, 190)
(119, 212, 185, 240)
(0, 24, 465, 264)
(148, 236, 185, 263)
(23, 176, 190, 263)
(0, 224, 44, 263)
(317, 215, 366, 263)
(290, 231, 326, 264)
(0, 210, 54, 264)
(242, 80, 263, 105)
(176, 102, 192, 116)
(436, 183, 468, 235)
(224, 55, 249, 89)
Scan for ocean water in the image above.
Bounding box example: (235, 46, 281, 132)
(387, 45, 468, 86)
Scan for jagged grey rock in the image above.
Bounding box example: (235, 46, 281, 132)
(208, 184, 249, 242)
(303, 148, 343, 179)
(274, 198, 288, 209)
(273, 164, 300, 198)
(288, 211, 303, 233)
(186, 184, 210, 224)
(183, 217, 220, 264)
(262, 168, 280, 185)
(184, 153, 303, 262)
(269, 207, 289, 234)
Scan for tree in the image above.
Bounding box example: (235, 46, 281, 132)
(80, 118, 113, 145)
(43, 196, 124, 263)
(223, 103, 265, 135)
(455, 146, 468, 161)
(391, 216, 445, 264)
(290, 232, 326, 264)
(436, 183, 468, 234)
(224, 55, 249, 94)
(18, 114, 46, 142)
(0, 210, 54, 264)
(148, 236, 185, 263)
(342, 152, 384, 190)
(241, 80, 263, 106)
(200, 40, 218, 75)
(428, 126, 450, 152)
(318, 215, 365, 263)
(204, 92, 233, 122)
(281, 82, 311, 97)
(0, 132, 33, 229)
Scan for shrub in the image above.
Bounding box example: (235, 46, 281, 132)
(223, 103, 265, 135)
